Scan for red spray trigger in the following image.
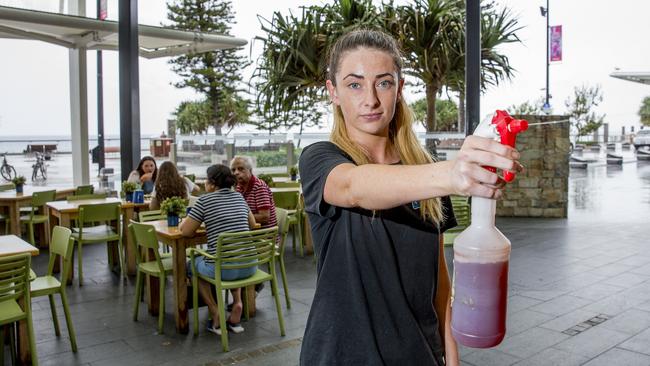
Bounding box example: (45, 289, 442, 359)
(491, 110, 528, 182)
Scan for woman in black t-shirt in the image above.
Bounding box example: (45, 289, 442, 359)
(299, 30, 523, 366)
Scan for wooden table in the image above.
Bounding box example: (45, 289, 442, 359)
(46, 198, 150, 277)
(270, 187, 313, 255)
(149, 220, 258, 334)
(0, 235, 39, 365)
(0, 186, 75, 247)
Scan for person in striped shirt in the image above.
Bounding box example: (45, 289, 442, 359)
(180, 164, 256, 335)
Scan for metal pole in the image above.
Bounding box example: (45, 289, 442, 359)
(465, 0, 481, 135)
(96, 0, 105, 172)
(545, 0, 550, 107)
(119, 0, 141, 181)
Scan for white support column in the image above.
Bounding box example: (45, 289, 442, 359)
(69, 0, 90, 186)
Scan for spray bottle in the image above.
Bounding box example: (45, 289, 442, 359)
(450, 110, 528, 348)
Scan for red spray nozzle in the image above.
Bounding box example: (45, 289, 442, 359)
(490, 110, 528, 182)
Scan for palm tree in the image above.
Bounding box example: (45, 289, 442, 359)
(639, 96, 650, 127)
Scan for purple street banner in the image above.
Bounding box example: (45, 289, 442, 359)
(550, 25, 562, 62)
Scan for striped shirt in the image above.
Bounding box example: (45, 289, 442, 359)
(236, 175, 277, 229)
(188, 188, 250, 263)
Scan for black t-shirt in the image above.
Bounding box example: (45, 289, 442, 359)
(299, 141, 457, 366)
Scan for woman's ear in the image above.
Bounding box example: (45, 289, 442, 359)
(326, 79, 339, 105)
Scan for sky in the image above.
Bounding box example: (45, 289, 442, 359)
(0, 0, 648, 137)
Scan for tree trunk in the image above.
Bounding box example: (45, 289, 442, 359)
(210, 90, 225, 154)
(425, 83, 439, 156)
(457, 88, 465, 134)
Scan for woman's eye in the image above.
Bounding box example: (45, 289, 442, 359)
(378, 80, 393, 88)
(348, 82, 361, 89)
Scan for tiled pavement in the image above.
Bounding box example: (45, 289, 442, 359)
(6, 161, 650, 365)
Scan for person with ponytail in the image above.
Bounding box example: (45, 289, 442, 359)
(299, 29, 523, 365)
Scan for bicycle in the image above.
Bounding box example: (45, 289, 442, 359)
(1, 153, 16, 181)
(31, 152, 47, 181)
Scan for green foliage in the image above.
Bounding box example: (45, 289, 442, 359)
(289, 165, 299, 176)
(257, 173, 274, 186)
(639, 96, 650, 127)
(166, 0, 251, 135)
(251, 151, 287, 168)
(565, 85, 605, 137)
(175, 100, 212, 135)
(160, 196, 187, 216)
(508, 98, 545, 115)
(121, 181, 138, 193)
(12, 175, 26, 186)
(411, 98, 458, 131)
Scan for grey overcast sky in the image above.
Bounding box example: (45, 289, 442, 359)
(0, 0, 648, 137)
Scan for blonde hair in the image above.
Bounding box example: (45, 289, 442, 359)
(328, 29, 443, 224)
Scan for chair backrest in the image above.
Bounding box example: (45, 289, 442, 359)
(450, 195, 471, 230)
(47, 226, 74, 281)
(75, 185, 94, 195)
(0, 183, 14, 191)
(31, 190, 56, 207)
(274, 181, 301, 188)
(78, 202, 121, 225)
(0, 253, 31, 305)
(139, 210, 166, 222)
(273, 191, 300, 211)
(128, 221, 164, 270)
(275, 208, 289, 255)
(67, 193, 107, 201)
(215, 227, 278, 273)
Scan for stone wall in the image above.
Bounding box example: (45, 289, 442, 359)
(496, 115, 570, 218)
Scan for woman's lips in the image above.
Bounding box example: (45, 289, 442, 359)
(360, 113, 383, 121)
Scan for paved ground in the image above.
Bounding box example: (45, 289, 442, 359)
(4, 149, 650, 366)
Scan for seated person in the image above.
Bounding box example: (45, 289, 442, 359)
(128, 156, 158, 194)
(180, 164, 256, 335)
(231, 156, 278, 229)
(149, 161, 198, 210)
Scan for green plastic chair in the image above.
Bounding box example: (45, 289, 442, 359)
(129, 221, 173, 334)
(75, 185, 94, 195)
(443, 195, 471, 246)
(189, 227, 285, 352)
(66, 193, 107, 201)
(0, 253, 38, 366)
(273, 181, 301, 188)
(19, 189, 56, 246)
(30, 226, 78, 352)
(0, 184, 12, 234)
(138, 210, 166, 222)
(70, 202, 123, 285)
(273, 190, 303, 256)
(274, 208, 291, 309)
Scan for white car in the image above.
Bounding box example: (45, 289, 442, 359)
(633, 129, 650, 150)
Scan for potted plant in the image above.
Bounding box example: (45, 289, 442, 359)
(289, 165, 299, 181)
(258, 173, 274, 187)
(12, 175, 26, 194)
(122, 181, 138, 202)
(160, 196, 187, 227)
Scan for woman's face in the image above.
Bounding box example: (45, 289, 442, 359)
(326, 47, 403, 139)
(142, 160, 156, 174)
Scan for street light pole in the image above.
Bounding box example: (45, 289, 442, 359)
(545, 0, 550, 109)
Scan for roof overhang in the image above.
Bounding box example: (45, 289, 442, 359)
(609, 71, 650, 85)
(0, 5, 247, 59)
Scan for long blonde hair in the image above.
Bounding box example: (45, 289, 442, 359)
(328, 29, 443, 224)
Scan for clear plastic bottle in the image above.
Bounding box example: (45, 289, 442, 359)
(450, 111, 527, 348)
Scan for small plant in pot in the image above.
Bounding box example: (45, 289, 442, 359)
(12, 175, 26, 193)
(289, 165, 299, 181)
(122, 181, 138, 202)
(160, 196, 187, 227)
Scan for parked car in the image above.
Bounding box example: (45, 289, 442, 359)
(633, 129, 650, 150)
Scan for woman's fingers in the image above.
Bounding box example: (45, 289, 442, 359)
(464, 135, 520, 159)
(461, 149, 518, 172)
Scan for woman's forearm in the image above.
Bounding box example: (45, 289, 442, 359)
(340, 161, 455, 210)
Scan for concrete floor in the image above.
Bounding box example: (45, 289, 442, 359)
(5, 153, 650, 366)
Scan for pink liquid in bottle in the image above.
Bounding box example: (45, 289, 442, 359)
(451, 260, 509, 348)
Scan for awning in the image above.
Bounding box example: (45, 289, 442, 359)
(610, 71, 650, 85)
(0, 5, 247, 58)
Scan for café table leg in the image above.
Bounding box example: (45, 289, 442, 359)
(245, 285, 257, 318)
(122, 207, 137, 275)
(9, 202, 21, 237)
(146, 248, 160, 316)
(172, 239, 190, 333)
(58, 214, 74, 284)
(17, 298, 31, 365)
(48, 208, 61, 274)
